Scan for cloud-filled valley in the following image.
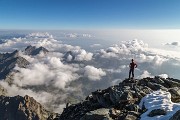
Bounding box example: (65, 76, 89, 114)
(0, 32, 180, 113)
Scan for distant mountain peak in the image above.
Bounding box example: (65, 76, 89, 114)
(25, 45, 49, 56)
(0, 50, 29, 80)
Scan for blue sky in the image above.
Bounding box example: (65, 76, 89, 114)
(0, 0, 180, 30)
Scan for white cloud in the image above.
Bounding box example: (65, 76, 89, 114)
(1, 32, 180, 114)
(90, 44, 102, 48)
(111, 79, 123, 86)
(65, 49, 93, 61)
(106, 46, 119, 53)
(98, 49, 118, 58)
(65, 33, 77, 38)
(158, 74, 168, 79)
(84, 65, 106, 81)
(93, 39, 180, 79)
(65, 33, 93, 38)
(75, 50, 93, 61)
(0, 33, 93, 62)
(26, 32, 53, 39)
(153, 55, 167, 66)
(138, 70, 153, 79)
(0, 80, 67, 113)
(13, 56, 79, 89)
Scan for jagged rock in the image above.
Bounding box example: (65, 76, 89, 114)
(168, 87, 180, 103)
(124, 111, 140, 120)
(0, 95, 57, 120)
(80, 108, 112, 120)
(116, 111, 140, 120)
(0, 85, 7, 96)
(109, 108, 121, 119)
(125, 104, 140, 112)
(153, 77, 165, 84)
(0, 40, 5, 44)
(169, 110, 180, 120)
(163, 79, 180, 88)
(119, 91, 133, 102)
(63, 51, 75, 61)
(25, 45, 49, 56)
(147, 82, 168, 91)
(60, 100, 101, 120)
(59, 77, 180, 120)
(109, 85, 124, 105)
(139, 86, 153, 94)
(0, 50, 29, 79)
(92, 89, 112, 107)
(148, 109, 166, 117)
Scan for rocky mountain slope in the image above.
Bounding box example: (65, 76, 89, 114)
(0, 47, 59, 120)
(0, 50, 29, 80)
(0, 45, 49, 80)
(59, 77, 180, 120)
(0, 95, 58, 120)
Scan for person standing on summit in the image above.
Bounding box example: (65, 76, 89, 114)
(129, 59, 137, 79)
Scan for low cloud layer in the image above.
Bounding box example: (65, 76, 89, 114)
(65, 33, 93, 38)
(14, 57, 79, 89)
(0, 32, 180, 113)
(84, 65, 106, 80)
(90, 44, 102, 48)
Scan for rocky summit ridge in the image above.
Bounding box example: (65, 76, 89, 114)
(59, 77, 180, 120)
(0, 95, 58, 120)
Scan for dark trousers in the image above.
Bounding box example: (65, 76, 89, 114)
(129, 69, 134, 79)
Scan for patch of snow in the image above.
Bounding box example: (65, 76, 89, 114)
(139, 90, 180, 120)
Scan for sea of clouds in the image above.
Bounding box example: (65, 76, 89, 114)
(0, 32, 180, 113)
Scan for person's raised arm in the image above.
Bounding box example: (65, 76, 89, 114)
(135, 63, 137, 68)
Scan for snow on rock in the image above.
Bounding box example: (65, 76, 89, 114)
(139, 90, 180, 120)
(158, 74, 168, 79)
